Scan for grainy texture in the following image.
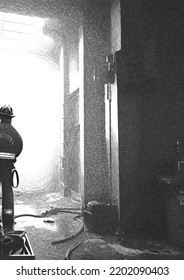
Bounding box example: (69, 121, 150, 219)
(13, 192, 184, 260)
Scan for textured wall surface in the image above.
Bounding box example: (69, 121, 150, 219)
(83, 0, 111, 204)
(111, 0, 121, 53)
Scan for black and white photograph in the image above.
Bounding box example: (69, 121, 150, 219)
(0, 0, 184, 278)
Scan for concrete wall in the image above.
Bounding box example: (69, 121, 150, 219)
(111, 0, 121, 53)
(110, 0, 121, 209)
(82, 0, 111, 204)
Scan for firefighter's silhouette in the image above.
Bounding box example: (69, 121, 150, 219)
(0, 105, 23, 233)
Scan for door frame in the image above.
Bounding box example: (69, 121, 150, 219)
(61, 22, 84, 207)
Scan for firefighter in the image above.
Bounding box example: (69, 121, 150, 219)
(0, 105, 23, 233)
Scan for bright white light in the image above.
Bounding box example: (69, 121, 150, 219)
(0, 12, 52, 52)
(0, 12, 62, 193)
(0, 49, 61, 192)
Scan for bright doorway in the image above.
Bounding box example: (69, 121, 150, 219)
(0, 12, 63, 193)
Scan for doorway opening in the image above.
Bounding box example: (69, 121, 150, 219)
(0, 11, 62, 193)
(0, 11, 80, 212)
(0, 11, 84, 259)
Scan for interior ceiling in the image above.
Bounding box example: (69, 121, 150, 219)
(0, 0, 83, 46)
(0, 0, 83, 66)
(0, 0, 83, 20)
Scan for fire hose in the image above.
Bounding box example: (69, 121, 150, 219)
(14, 209, 85, 259)
(1, 168, 85, 258)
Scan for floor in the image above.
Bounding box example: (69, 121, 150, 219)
(9, 191, 184, 260)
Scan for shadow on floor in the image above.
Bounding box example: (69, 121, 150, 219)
(13, 191, 184, 260)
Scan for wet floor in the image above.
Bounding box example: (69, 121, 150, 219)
(13, 191, 82, 259)
(11, 190, 184, 260)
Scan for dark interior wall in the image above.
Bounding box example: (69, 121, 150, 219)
(153, 1, 184, 166)
(83, 0, 111, 204)
(118, 0, 184, 238)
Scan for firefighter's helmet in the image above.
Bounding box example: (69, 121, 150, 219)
(0, 105, 15, 118)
